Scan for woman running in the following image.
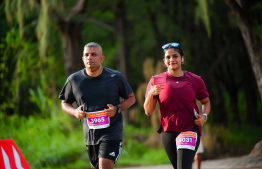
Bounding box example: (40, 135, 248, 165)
(144, 42, 211, 169)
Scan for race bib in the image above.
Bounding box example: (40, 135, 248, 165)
(86, 111, 110, 129)
(176, 131, 197, 150)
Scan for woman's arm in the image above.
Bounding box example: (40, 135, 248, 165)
(144, 80, 161, 116)
(144, 93, 158, 116)
(201, 97, 211, 116)
(195, 97, 211, 126)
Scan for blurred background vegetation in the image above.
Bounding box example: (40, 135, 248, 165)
(0, 0, 262, 168)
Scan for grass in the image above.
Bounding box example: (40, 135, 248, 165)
(0, 110, 86, 168)
(203, 123, 262, 149)
(1, 109, 261, 169)
(0, 110, 169, 169)
(215, 124, 262, 147)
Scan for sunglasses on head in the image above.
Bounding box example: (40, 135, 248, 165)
(162, 42, 180, 49)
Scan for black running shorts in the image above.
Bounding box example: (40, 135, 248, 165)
(86, 140, 122, 169)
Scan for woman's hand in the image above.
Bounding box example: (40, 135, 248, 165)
(194, 114, 206, 126)
(148, 80, 161, 97)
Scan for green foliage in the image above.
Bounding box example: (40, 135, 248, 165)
(213, 125, 262, 148)
(1, 0, 262, 167)
(0, 27, 58, 116)
(1, 0, 64, 115)
(195, 0, 211, 37)
(0, 108, 86, 168)
(0, 110, 169, 168)
(29, 87, 53, 117)
(238, 91, 247, 123)
(0, 28, 37, 115)
(3, 0, 262, 127)
(2, 112, 259, 168)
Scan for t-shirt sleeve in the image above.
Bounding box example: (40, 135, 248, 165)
(118, 73, 133, 99)
(196, 77, 209, 101)
(59, 79, 75, 104)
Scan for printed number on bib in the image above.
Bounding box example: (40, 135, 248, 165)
(176, 131, 197, 150)
(86, 110, 110, 129)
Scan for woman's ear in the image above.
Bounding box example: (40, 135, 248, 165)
(163, 59, 166, 67)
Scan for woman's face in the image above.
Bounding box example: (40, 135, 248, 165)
(163, 48, 184, 71)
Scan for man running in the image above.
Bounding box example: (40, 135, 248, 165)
(59, 42, 136, 169)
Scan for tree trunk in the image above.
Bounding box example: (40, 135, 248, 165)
(61, 23, 84, 76)
(226, 0, 262, 101)
(214, 82, 228, 125)
(237, 20, 262, 101)
(114, 0, 129, 124)
(146, 1, 167, 62)
(50, 0, 88, 76)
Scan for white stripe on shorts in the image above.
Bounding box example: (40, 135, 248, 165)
(115, 141, 122, 162)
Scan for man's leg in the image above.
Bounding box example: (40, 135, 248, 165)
(99, 157, 114, 169)
(98, 140, 122, 169)
(86, 145, 99, 169)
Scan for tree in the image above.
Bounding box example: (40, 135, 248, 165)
(226, 0, 262, 101)
(49, 0, 88, 76)
(5, 0, 88, 77)
(113, 0, 129, 123)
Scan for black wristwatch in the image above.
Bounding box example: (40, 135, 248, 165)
(116, 105, 121, 113)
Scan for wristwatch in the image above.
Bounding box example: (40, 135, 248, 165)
(202, 113, 208, 122)
(116, 105, 121, 113)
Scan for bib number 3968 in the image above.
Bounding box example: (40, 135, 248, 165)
(86, 111, 110, 129)
(176, 131, 197, 150)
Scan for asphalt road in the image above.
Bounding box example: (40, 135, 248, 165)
(116, 154, 262, 169)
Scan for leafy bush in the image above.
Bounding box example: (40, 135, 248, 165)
(0, 109, 87, 168)
(0, 108, 170, 169)
(1, 110, 261, 168)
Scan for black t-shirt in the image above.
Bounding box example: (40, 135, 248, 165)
(59, 67, 133, 145)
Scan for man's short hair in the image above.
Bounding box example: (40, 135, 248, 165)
(83, 42, 103, 55)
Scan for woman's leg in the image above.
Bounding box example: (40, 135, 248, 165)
(177, 148, 197, 169)
(177, 127, 201, 169)
(160, 129, 179, 169)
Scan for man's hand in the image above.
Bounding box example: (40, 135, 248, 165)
(74, 105, 85, 119)
(194, 114, 206, 126)
(104, 104, 117, 117)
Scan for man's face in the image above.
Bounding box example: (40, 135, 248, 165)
(82, 47, 104, 71)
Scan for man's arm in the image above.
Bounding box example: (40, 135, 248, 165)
(118, 92, 136, 110)
(105, 93, 136, 117)
(61, 100, 85, 119)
